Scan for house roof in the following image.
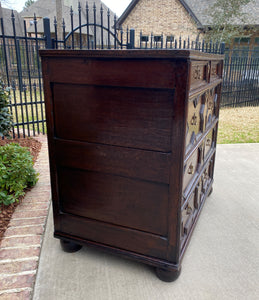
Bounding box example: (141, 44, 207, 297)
(0, 6, 24, 36)
(117, 0, 203, 28)
(184, 0, 259, 26)
(117, 0, 259, 28)
(20, 0, 115, 34)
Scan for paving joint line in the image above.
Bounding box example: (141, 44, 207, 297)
(0, 270, 37, 278)
(0, 287, 33, 295)
(0, 257, 39, 264)
(1, 234, 43, 238)
(5, 225, 45, 229)
(0, 245, 41, 250)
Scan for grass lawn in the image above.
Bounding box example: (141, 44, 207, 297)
(10, 89, 46, 135)
(218, 106, 259, 144)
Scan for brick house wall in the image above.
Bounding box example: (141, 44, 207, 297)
(119, 0, 200, 44)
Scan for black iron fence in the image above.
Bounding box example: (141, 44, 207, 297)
(0, 2, 258, 137)
(221, 47, 259, 107)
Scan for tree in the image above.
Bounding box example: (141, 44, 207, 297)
(24, 0, 35, 8)
(205, 0, 255, 44)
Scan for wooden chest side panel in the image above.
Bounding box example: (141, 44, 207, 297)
(54, 139, 171, 184)
(47, 57, 176, 89)
(58, 167, 169, 236)
(59, 214, 168, 260)
(52, 84, 174, 152)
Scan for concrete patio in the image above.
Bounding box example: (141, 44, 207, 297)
(33, 144, 259, 300)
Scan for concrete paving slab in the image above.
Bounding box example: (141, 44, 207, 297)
(33, 144, 259, 300)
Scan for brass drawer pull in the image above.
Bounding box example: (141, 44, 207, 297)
(188, 163, 194, 175)
(206, 138, 211, 146)
(186, 206, 192, 215)
(191, 113, 198, 125)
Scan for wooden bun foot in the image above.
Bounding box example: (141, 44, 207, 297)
(60, 240, 82, 253)
(155, 267, 181, 282)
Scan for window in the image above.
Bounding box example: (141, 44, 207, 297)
(141, 35, 149, 42)
(234, 37, 250, 44)
(166, 35, 174, 42)
(154, 35, 162, 42)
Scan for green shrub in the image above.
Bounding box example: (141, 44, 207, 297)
(0, 79, 13, 138)
(0, 143, 38, 206)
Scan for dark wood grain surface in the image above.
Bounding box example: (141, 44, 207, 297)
(40, 50, 223, 281)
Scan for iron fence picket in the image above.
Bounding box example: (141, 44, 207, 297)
(24, 20, 35, 135)
(0, 18, 10, 86)
(93, 3, 97, 49)
(107, 9, 111, 49)
(78, 2, 82, 49)
(33, 14, 45, 134)
(11, 80, 20, 137)
(100, 5, 104, 49)
(70, 7, 74, 49)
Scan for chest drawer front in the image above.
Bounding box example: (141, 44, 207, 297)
(181, 153, 215, 251)
(201, 158, 214, 195)
(210, 61, 222, 82)
(200, 87, 219, 131)
(185, 94, 203, 153)
(52, 83, 174, 152)
(190, 61, 209, 92)
(203, 127, 216, 160)
(181, 188, 198, 247)
(183, 148, 201, 195)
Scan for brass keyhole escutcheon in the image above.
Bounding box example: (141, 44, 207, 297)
(206, 138, 211, 146)
(191, 113, 198, 126)
(188, 163, 194, 175)
(208, 100, 213, 110)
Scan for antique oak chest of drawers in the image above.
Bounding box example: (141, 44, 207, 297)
(40, 50, 223, 281)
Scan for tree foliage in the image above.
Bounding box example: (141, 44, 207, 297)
(0, 79, 13, 138)
(205, 0, 255, 44)
(24, 0, 35, 8)
(0, 143, 38, 206)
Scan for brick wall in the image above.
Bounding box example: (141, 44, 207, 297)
(120, 0, 200, 44)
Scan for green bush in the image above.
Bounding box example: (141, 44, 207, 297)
(0, 79, 13, 138)
(0, 143, 38, 206)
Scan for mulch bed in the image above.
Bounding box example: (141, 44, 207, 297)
(0, 137, 42, 242)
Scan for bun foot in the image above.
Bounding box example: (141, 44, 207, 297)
(155, 267, 181, 282)
(208, 187, 213, 197)
(60, 240, 82, 253)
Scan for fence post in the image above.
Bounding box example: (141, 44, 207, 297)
(220, 42, 225, 55)
(127, 29, 135, 49)
(43, 17, 52, 49)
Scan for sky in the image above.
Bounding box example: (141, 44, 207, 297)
(1, 0, 132, 16)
